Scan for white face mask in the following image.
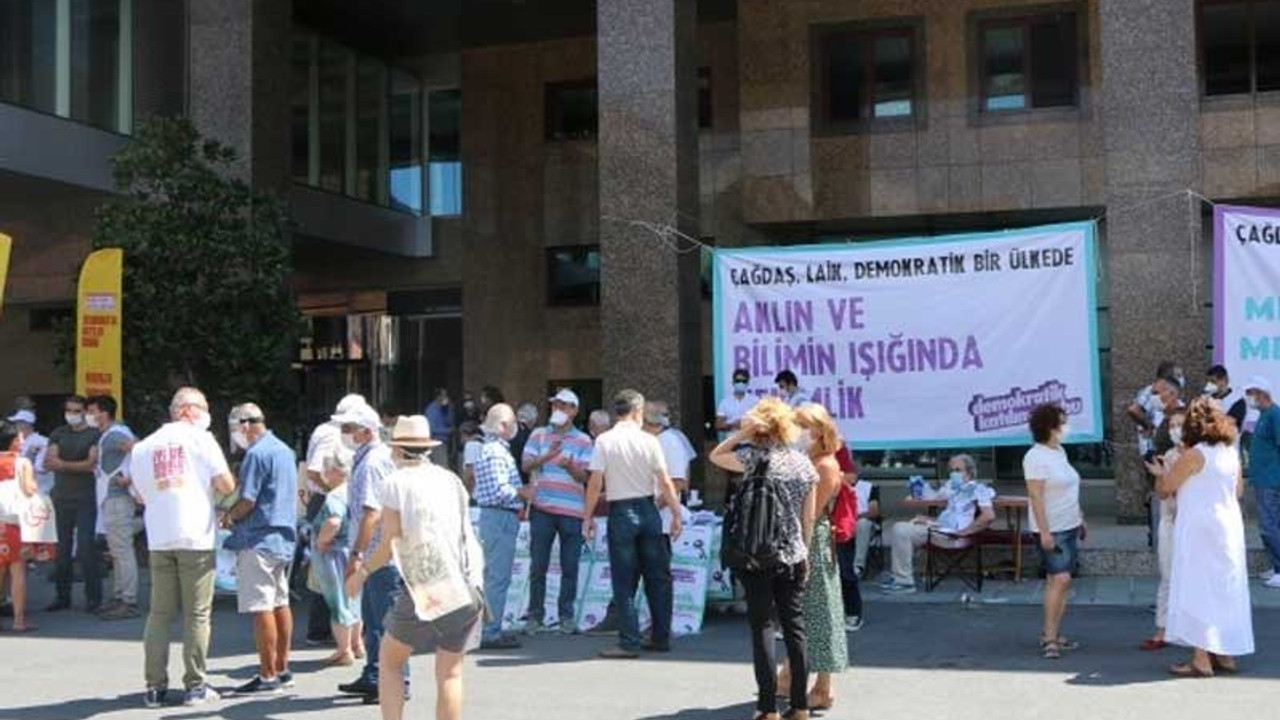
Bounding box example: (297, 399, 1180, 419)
(341, 432, 360, 451)
(1203, 382, 1219, 396)
(795, 433, 815, 454)
(549, 409, 569, 427)
(1247, 394, 1260, 410)
(65, 412, 84, 427)
(1170, 427, 1183, 446)
(194, 410, 212, 432)
(85, 414, 101, 429)
(231, 430, 250, 451)
(1058, 423, 1072, 439)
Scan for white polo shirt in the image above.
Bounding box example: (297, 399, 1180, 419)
(588, 420, 668, 502)
(715, 393, 756, 428)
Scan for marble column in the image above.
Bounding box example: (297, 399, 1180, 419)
(1099, 0, 1204, 522)
(187, 0, 292, 192)
(597, 0, 703, 433)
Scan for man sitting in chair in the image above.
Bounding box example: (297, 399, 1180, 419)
(881, 454, 995, 595)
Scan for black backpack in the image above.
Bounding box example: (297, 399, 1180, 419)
(721, 453, 786, 573)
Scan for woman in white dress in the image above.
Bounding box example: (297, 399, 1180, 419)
(1149, 397, 1254, 677)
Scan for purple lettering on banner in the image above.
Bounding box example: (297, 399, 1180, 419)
(967, 380, 1084, 433)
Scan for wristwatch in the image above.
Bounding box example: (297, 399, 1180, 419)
(351, 550, 364, 561)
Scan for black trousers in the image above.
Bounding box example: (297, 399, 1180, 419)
(836, 538, 863, 617)
(53, 496, 103, 607)
(741, 563, 808, 714)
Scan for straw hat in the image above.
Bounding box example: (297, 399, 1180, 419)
(388, 415, 440, 448)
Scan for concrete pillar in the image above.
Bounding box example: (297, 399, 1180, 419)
(597, 0, 703, 434)
(187, 0, 292, 192)
(1099, 0, 1204, 521)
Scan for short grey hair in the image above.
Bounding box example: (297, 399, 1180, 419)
(949, 453, 977, 478)
(230, 402, 265, 425)
(613, 389, 645, 418)
(482, 403, 517, 435)
(170, 387, 208, 415)
(588, 409, 612, 431)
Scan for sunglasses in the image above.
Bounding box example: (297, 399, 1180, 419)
(237, 417, 263, 425)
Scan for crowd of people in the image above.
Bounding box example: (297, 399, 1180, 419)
(0, 359, 1269, 719)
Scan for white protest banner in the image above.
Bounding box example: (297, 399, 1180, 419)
(1215, 205, 1280, 388)
(713, 223, 1102, 448)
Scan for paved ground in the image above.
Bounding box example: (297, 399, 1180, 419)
(2, 577, 1278, 720)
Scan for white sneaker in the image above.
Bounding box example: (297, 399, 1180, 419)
(844, 616, 864, 632)
(1261, 568, 1276, 581)
(1265, 574, 1280, 589)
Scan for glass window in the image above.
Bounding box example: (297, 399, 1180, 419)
(1258, 1, 1280, 90)
(814, 24, 918, 130)
(317, 39, 347, 194)
(547, 245, 601, 306)
(545, 80, 598, 141)
(354, 57, 382, 202)
(980, 13, 1079, 112)
(291, 33, 312, 185)
(0, 0, 58, 115)
(1204, 1, 1280, 94)
(428, 89, 462, 217)
(69, 0, 121, 131)
(389, 69, 423, 213)
(698, 67, 713, 129)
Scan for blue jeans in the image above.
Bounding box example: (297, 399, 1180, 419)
(360, 566, 407, 685)
(1256, 486, 1280, 572)
(479, 508, 520, 641)
(608, 499, 673, 651)
(527, 507, 584, 625)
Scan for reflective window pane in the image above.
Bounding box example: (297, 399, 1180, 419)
(983, 25, 1026, 111)
(1256, 2, 1280, 91)
(0, 0, 58, 114)
(697, 67, 712, 129)
(547, 246, 601, 305)
(389, 69, 422, 213)
(1203, 3, 1251, 95)
(317, 40, 347, 193)
(70, 0, 121, 131)
(545, 80, 597, 141)
(428, 89, 461, 217)
(290, 33, 311, 185)
(1030, 14, 1077, 107)
(824, 32, 863, 122)
(354, 57, 381, 202)
(872, 34, 913, 118)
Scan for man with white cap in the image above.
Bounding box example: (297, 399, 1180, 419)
(302, 393, 365, 646)
(332, 401, 405, 704)
(7, 409, 51, 493)
(346, 414, 484, 720)
(522, 389, 592, 634)
(1245, 376, 1280, 588)
(474, 403, 532, 649)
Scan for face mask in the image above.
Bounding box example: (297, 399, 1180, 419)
(549, 409, 569, 427)
(948, 471, 965, 488)
(795, 433, 815, 454)
(1203, 382, 1219, 396)
(658, 414, 671, 428)
(231, 430, 250, 450)
(85, 414, 101, 429)
(1174, 374, 1186, 388)
(733, 382, 748, 394)
(194, 410, 212, 432)
(1170, 427, 1183, 446)
(341, 432, 360, 451)
(1247, 395, 1259, 410)
(1059, 423, 1072, 438)
(65, 412, 84, 427)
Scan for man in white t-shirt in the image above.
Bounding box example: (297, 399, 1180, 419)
(129, 387, 235, 709)
(643, 400, 696, 536)
(715, 369, 757, 437)
(583, 390, 683, 659)
(7, 410, 52, 493)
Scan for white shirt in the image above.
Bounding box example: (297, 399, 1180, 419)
(129, 422, 231, 551)
(305, 422, 341, 493)
(935, 480, 996, 534)
(853, 480, 875, 519)
(1022, 443, 1083, 533)
(656, 427, 696, 535)
(588, 420, 668, 502)
(20, 432, 52, 493)
(463, 439, 482, 467)
(715, 393, 755, 428)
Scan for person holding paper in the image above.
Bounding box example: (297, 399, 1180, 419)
(346, 415, 484, 720)
(0, 420, 38, 632)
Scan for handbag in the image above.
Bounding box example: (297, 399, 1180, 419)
(420, 481, 488, 639)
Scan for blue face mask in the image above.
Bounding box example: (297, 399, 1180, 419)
(948, 471, 965, 490)
(733, 381, 748, 394)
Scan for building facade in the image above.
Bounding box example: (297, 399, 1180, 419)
(1, 0, 1275, 519)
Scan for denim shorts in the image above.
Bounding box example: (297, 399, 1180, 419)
(1040, 528, 1080, 577)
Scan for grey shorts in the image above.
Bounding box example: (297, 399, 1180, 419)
(236, 551, 290, 614)
(385, 592, 481, 655)
(1040, 528, 1080, 577)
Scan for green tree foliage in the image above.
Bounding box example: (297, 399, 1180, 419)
(73, 117, 302, 433)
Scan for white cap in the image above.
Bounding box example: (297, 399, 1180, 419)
(6, 409, 35, 425)
(1245, 376, 1274, 397)
(331, 403, 381, 432)
(335, 393, 367, 415)
(549, 388, 580, 407)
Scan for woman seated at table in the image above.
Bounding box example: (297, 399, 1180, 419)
(880, 454, 995, 595)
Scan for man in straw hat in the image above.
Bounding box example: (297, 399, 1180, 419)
(347, 415, 484, 720)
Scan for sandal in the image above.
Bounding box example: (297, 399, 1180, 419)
(1055, 636, 1080, 652)
(1139, 638, 1167, 652)
(806, 691, 834, 710)
(1168, 662, 1214, 678)
(1040, 639, 1061, 660)
(1211, 655, 1238, 674)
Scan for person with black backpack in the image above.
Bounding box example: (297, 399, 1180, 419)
(710, 397, 818, 720)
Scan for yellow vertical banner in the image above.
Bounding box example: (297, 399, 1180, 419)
(0, 232, 11, 316)
(76, 249, 124, 416)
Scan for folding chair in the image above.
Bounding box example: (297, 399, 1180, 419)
(924, 528, 983, 593)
